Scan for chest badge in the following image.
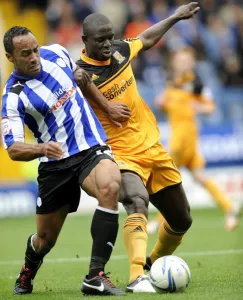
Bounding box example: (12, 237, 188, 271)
(113, 51, 125, 64)
(56, 58, 66, 68)
(92, 74, 100, 81)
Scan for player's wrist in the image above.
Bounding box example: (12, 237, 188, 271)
(35, 144, 45, 158)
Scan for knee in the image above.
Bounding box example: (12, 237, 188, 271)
(168, 209, 193, 233)
(180, 212, 193, 231)
(122, 192, 149, 217)
(99, 179, 120, 210)
(100, 179, 120, 199)
(192, 170, 208, 186)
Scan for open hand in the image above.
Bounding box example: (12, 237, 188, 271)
(174, 2, 200, 20)
(107, 102, 131, 127)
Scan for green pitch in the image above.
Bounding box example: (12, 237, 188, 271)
(0, 208, 242, 300)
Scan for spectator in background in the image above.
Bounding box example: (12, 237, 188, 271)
(17, 0, 48, 11)
(50, 0, 83, 58)
(42, 0, 243, 124)
(94, 0, 128, 37)
(124, 0, 153, 39)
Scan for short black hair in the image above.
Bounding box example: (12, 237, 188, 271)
(3, 26, 32, 54)
(83, 13, 111, 36)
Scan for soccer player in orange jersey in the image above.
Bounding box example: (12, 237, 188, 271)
(147, 48, 240, 235)
(76, 3, 200, 293)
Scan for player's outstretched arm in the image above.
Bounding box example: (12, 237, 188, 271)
(74, 68, 131, 127)
(138, 2, 200, 51)
(7, 141, 64, 161)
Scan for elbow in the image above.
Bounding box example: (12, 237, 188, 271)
(8, 149, 19, 161)
(7, 144, 20, 161)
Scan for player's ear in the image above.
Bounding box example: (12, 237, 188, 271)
(6, 53, 13, 63)
(82, 35, 88, 44)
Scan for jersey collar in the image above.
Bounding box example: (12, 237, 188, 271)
(81, 49, 111, 66)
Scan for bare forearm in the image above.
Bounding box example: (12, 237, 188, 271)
(82, 81, 110, 114)
(138, 15, 178, 50)
(138, 2, 200, 50)
(8, 142, 44, 161)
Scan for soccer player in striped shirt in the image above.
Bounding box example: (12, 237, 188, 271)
(1, 26, 130, 296)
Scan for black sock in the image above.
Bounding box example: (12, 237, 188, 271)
(25, 234, 49, 271)
(88, 208, 119, 278)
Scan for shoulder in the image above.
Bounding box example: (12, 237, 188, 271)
(3, 75, 25, 97)
(112, 39, 130, 55)
(40, 43, 70, 59)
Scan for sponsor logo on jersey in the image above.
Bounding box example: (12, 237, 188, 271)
(103, 76, 134, 101)
(113, 51, 125, 64)
(50, 86, 76, 112)
(1, 117, 11, 136)
(92, 74, 100, 81)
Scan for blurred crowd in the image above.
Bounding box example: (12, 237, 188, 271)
(17, 0, 243, 86)
(12, 0, 243, 124)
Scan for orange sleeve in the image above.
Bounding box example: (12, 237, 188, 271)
(123, 38, 144, 60)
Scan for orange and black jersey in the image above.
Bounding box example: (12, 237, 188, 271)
(76, 39, 161, 155)
(160, 72, 215, 141)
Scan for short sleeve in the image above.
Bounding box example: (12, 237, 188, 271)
(1, 92, 25, 149)
(123, 38, 143, 60)
(44, 44, 77, 73)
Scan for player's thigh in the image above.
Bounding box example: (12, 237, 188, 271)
(150, 183, 192, 231)
(148, 143, 182, 194)
(82, 158, 121, 205)
(120, 171, 149, 216)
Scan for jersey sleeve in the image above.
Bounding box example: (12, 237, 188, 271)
(123, 38, 143, 60)
(1, 92, 25, 149)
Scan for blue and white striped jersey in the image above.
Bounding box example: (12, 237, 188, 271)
(1, 44, 107, 162)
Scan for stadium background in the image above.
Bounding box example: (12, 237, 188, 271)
(0, 0, 242, 217)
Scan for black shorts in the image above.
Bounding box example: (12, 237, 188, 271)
(36, 144, 114, 214)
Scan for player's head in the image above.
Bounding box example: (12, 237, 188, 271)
(82, 13, 114, 61)
(3, 26, 41, 77)
(170, 47, 196, 75)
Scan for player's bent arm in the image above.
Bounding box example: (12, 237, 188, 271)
(74, 71, 131, 125)
(194, 99, 215, 114)
(7, 141, 63, 161)
(7, 142, 46, 161)
(138, 2, 200, 51)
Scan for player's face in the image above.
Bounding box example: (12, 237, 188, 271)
(172, 52, 195, 75)
(6, 33, 41, 77)
(85, 23, 114, 61)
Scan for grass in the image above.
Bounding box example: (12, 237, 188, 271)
(0, 208, 243, 300)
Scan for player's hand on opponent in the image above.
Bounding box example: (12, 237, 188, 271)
(40, 141, 64, 160)
(73, 67, 91, 90)
(173, 2, 200, 20)
(107, 101, 131, 128)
